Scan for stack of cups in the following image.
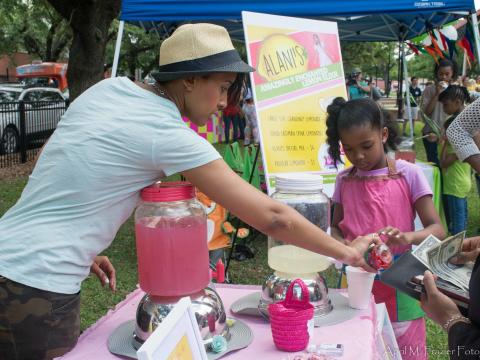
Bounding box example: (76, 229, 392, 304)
(345, 266, 375, 309)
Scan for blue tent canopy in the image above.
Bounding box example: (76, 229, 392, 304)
(120, 0, 477, 41)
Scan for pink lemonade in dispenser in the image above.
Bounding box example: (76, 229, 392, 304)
(135, 182, 210, 297)
(135, 217, 208, 296)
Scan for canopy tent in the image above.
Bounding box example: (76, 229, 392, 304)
(119, 0, 477, 42)
(113, 0, 480, 141)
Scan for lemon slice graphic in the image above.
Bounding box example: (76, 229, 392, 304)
(257, 34, 308, 82)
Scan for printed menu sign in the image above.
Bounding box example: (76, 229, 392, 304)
(242, 11, 348, 193)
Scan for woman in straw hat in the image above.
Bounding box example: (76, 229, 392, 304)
(0, 23, 378, 359)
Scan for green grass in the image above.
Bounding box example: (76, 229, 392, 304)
(0, 133, 477, 360)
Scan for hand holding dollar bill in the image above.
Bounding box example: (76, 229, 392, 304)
(412, 231, 472, 291)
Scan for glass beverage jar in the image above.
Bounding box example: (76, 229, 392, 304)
(268, 173, 331, 277)
(135, 182, 208, 297)
(395, 138, 416, 163)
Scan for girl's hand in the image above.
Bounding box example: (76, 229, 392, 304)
(378, 226, 411, 246)
(90, 255, 116, 292)
(435, 81, 447, 94)
(348, 234, 382, 272)
(420, 270, 461, 327)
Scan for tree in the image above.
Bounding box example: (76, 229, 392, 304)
(407, 53, 437, 80)
(0, 0, 71, 62)
(341, 41, 396, 92)
(46, 0, 121, 101)
(104, 21, 160, 79)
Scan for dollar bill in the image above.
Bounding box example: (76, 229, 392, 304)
(437, 232, 463, 275)
(426, 241, 459, 288)
(438, 232, 468, 288)
(427, 232, 470, 290)
(427, 244, 448, 281)
(446, 262, 473, 290)
(412, 234, 441, 268)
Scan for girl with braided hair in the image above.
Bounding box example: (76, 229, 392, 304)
(439, 85, 472, 235)
(327, 97, 445, 359)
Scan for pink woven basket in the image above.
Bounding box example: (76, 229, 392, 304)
(268, 278, 314, 352)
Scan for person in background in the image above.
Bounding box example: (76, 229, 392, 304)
(446, 97, 480, 174)
(421, 236, 480, 359)
(48, 77, 59, 88)
(475, 74, 480, 92)
(409, 77, 422, 121)
(103, 63, 112, 79)
(403, 76, 422, 136)
(347, 68, 371, 100)
(446, 98, 480, 235)
(467, 78, 477, 92)
(327, 97, 445, 360)
(421, 58, 458, 166)
(242, 89, 259, 146)
(366, 77, 383, 102)
(466, 78, 480, 102)
(222, 95, 243, 143)
(438, 86, 471, 235)
(386, 80, 392, 98)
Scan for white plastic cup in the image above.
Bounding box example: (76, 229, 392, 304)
(345, 266, 375, 309)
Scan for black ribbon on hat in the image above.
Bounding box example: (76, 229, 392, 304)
(158, 49, 243, 73)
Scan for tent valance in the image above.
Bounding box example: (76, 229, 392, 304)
(120, 0, 477, 42)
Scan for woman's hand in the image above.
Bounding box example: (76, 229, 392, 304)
(426, 133, 439, 142)
(348, 233, 382, 272)
(450, 236, 480, 265)
(440, 129, 448, 145)
(90, 256, 116, 291)
(378, 226, 411, 246)
(420, 270, 461, 327)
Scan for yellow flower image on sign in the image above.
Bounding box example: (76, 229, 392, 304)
(257, 34, 308, 82)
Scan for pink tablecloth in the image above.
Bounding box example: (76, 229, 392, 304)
(59, 284, 380, 360)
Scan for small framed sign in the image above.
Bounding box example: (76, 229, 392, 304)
(137, 297, 208, 360)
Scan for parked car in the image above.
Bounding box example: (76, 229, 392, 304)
(0, 86, 66, 154)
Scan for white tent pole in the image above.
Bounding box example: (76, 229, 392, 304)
(462, 49, 467, 76)
(112, 20, 125, 78)
(471, 12, 480, 64)
(402, 43, 414, 141)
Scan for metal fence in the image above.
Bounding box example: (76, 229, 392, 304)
(0, 75, 15, 83)
(0, 99, 69, 168)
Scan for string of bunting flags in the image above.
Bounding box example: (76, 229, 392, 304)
(406, 21, 476, 65)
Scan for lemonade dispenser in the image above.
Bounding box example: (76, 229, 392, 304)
(135, 181, 209, 296)
(260, 173, 333, 320)
(132, 182, 229, 349)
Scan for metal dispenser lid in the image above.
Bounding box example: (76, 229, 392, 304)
(275, 173, 324, 192)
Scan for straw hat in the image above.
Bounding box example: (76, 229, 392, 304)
(152, 23, 255, 82)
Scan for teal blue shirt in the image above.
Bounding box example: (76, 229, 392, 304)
(348, 81, 369, 100)
(0, 77, 220, 294)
